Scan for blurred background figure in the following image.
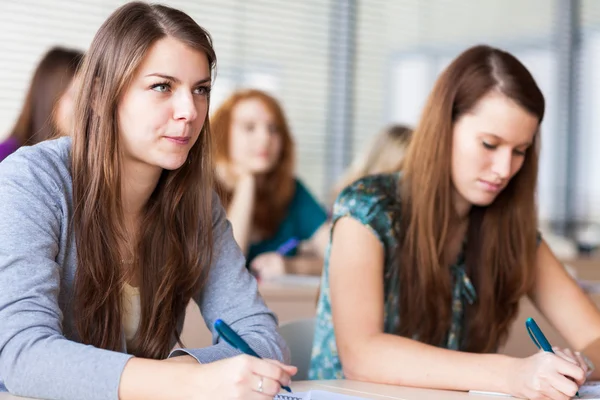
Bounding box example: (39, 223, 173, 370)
(331, 124, 412, 204)
(0, 47, 83, 162)
(212, 89, 329, 280)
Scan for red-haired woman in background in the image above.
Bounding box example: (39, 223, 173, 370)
(212, 89, 328, 279)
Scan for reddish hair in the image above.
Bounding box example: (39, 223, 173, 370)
(212, 89, 295, 238)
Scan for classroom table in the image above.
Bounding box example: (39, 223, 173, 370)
(0, 379, 520, 399)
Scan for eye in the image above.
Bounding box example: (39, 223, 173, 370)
(513, 149, 527, 157)
(244, 123, 256, 132)
(150, 82, 170, 93)
(194, 85, 211, 96)
(268, 124, 279, 135)
(482, 141, 496, 150)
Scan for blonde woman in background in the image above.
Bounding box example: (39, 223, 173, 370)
(331, 124, 412, 203)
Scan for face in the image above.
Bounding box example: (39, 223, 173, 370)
(55, 78, 77, 135)
(451, 90, 539, 211)
(228, 98, 283, 174)
(117, 36, 211, 173)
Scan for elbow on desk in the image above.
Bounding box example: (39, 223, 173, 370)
(339, 345, 377, 382)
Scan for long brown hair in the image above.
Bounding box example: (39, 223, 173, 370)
(72, 2, 217, 359)
(212, 89, 295, 237)
(9, 47, 83, 145)
(398, 45, 544, 352)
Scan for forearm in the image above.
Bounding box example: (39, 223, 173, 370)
(342, 333, 515, 393)
(119, 358, 196, 400)
(227, 176, 255, 254)
(285, 254, 323, 275)
(583, 336, 600, 380)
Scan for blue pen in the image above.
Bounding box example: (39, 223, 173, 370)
(276, 237, 300, 256)
(214, 319, 292, 393)
(526, 318, 579, 397)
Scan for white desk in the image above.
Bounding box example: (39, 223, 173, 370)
(291, 380, 503, 399)
(0, 380, 509, 400)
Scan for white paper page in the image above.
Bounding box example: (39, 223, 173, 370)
(275, 390, 368, 400)
(469, 381, 600, 399)
(578, 381, 600, 399)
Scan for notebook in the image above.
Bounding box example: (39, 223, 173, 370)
(470, 381, 600, 399)
(275, 390, 369, 400)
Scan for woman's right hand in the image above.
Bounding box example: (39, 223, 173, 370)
(216, 162, 254, 191)
(508, 351, 585, 400)
(189, 354, 297, 399)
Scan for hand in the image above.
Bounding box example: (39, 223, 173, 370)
(192, 354, 297, 399)
(553, 346, 591, 381)
(216, 162, 253, 190)
(250, 252, 286, 280)
(508, 351, 585, 400)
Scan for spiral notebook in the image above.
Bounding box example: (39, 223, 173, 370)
(275, 390, 369, 399)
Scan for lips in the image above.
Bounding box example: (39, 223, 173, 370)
(164, 136, 190, 145)
(479, 179, 503, 192)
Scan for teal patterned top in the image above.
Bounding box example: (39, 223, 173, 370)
(308, 172, 478, 380)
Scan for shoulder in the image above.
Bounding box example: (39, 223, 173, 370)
(0, 137, 73, 199)
(292, 178, 317, 200)
(332, 172, 401, 225)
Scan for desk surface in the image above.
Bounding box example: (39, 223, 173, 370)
(0, 380, 509, 400)
(291, 380, 506, 399)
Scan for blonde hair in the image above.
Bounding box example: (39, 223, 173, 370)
(332, 124, 412, 202)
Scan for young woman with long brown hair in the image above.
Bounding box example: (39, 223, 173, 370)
(212, 89, 329, 279)
(309, 45, 600, 400)
(0, 3, 294, 400)
(0, 46, 83, 162)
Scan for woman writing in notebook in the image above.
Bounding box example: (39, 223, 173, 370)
(310, 45, 600, 400)
(212, 89, 329, 279)
(0, 3, 295, 400)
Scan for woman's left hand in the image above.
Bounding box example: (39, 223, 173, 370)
(250, 252, 286, 280)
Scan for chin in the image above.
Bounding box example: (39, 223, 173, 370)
(468, 193, 499, 207)
(250, 162, 276, 174)
(159, 158, 189, 171)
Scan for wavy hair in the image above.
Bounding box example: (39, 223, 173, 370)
(212, 89, 295, 237)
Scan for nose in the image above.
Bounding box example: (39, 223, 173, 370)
(173, 91, 197, 122)
(256, 126, 272, 147)
(491, 149, 512, 180)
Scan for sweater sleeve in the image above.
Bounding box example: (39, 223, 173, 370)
(0, 151, 132, 400)
(169, 191, 290, 364)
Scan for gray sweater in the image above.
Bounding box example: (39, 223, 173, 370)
(0, 137, 289, 399)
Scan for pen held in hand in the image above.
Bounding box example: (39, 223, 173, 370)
(214, 318, 293, 393)
(526, 317, 580, 397)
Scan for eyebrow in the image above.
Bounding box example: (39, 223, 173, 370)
(145, 73, 211, 86)
(484, 133, 532, 148)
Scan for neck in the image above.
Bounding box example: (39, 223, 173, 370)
(121, 158, 162, 219)
(452, 189, 472, 221)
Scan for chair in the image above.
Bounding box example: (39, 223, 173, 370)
(279, 318, 316, 380)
